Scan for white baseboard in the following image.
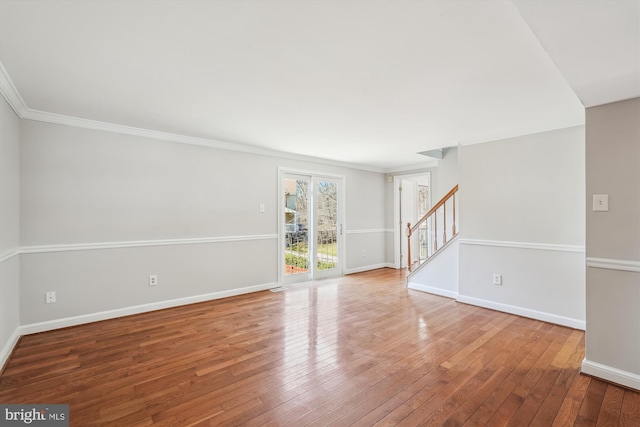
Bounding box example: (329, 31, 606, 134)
(456, 295, 585, 330)
(581, 358, 640, 391)
(20, 282, 277, 336)
(407, 282, 458, 299)
(0, 328, 21, 372)
(344, 263, 396, 275)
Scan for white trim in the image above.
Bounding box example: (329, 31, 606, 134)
(0, 62, 27, 117)
(344, 263, 396, 275)
(586, 257, 640, 273)
(456, 295, 585, 330)
(278, 168, 347, 285)
(19, 234, 278, 255)
(0, 248, 19, 264)
(0, 64, 383, 174)
(459, 239, 585, 253)
(346, 228, 393, 235)
(393, 172, 434, 269)
(407, 282, 458, 299)
(581, 359, 640, 391)
(21, 109, 386, 173)
(276, 166, 347, 180)
(0, 328, 21, 372)
(385, 161, 439, 174)
(20, 282, 278, 336)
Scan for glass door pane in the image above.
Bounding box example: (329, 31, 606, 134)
(284, 175, 310, 283)
(281, 172, 343, 284)
(314, 178, 339, 279)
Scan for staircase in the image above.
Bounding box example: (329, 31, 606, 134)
(406, 184, 458, 277)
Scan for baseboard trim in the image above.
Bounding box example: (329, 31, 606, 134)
(344, 263, 396, 275)
(581, 359, 640, 391)
(20, 282, 277, 336)
(0, 328, 21, 373)
(456, 295, 585, 330)
(407, 282, 458, 299)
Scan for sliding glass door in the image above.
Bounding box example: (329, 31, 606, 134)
(281, 172, 343, 284)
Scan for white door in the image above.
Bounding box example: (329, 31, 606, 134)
(401, 179, 417, 268)
(395, 173, 431, 268)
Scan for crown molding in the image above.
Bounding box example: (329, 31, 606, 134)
(384, 160, 439, 174)
(0, 62, 28, 117)
(21, 107, 386, 173)
(0, 61, 387, 174)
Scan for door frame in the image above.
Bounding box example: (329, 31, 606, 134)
(393, 172, 431, 269)
(278, 167, 346, 285)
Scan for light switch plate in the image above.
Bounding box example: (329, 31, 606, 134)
(592, 194, 609, 212)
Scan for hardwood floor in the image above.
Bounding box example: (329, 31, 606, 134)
(1, 268, 638, 426)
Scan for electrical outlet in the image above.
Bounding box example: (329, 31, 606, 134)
(362, 250, 367, 257)
(259, 203, 265, 213)
(46, 291, 56, 304)
(493, 273, 502, 286)
(149, 275, 158, 286)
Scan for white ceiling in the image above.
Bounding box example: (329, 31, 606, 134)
(0, 0, 636, 172)
(513, 0, 639, 108)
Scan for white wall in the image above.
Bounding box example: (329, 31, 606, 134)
(342, 166, 391, 273)
(18, 119, 388, 327)
(435, 146, 458, 199)
(0, 95, 20, 367)
(458, 126, 586, 329)
(408, 239, 459, 299)
(583, 98, 640, 390)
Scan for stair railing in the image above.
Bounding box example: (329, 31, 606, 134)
(406, 184, 458, 272)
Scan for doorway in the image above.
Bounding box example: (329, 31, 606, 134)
(394, 173, 431, 268)
(279, 170, 344, 285)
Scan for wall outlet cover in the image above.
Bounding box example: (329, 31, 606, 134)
(592, 194, 609, 212)
(46, 291, 56, 304)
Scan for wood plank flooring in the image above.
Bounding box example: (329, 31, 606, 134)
(1, 268, 638, 426)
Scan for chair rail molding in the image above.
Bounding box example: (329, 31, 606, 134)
(459, 239, 585, 253)
(19, 234, 278, 255)
(0, 248, 20, 264)
(346, 228, 393, 234)
(586, 257, 640, 273)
